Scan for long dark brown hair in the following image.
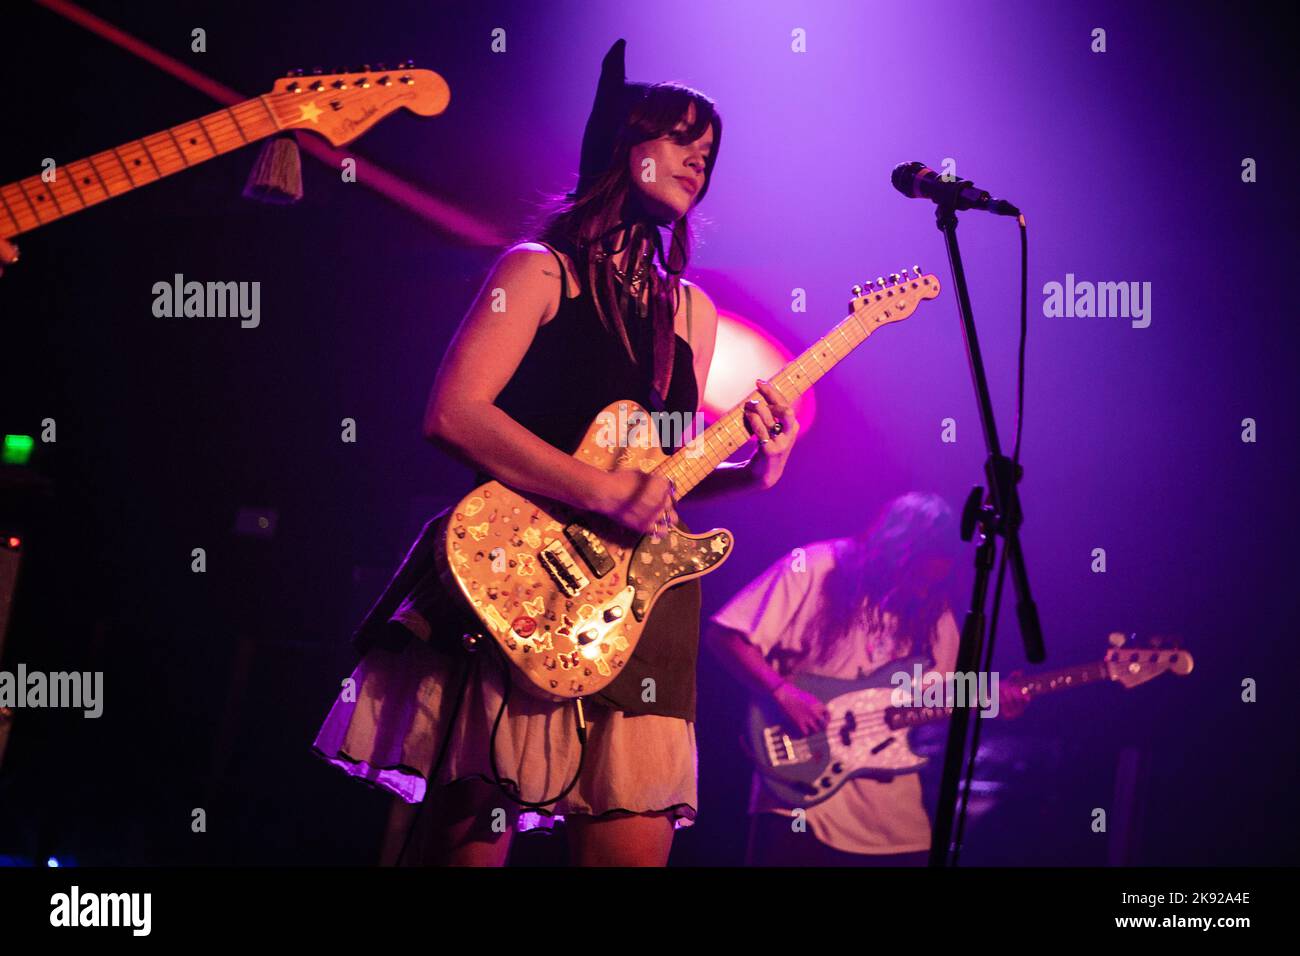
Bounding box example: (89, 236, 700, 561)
(802, 493, 962, 668)
(521, 82, 722, 405)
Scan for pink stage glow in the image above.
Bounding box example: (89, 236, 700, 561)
(702, 310, 817, 434)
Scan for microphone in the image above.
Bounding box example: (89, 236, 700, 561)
(891, 162, 1020, 217)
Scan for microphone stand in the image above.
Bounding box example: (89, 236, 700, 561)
(927, 197, 1045, 867)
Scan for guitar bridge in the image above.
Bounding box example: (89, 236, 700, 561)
(763, 725, 797, 767)
(538, 539, 591, 597)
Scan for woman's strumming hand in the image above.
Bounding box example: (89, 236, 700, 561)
(588, 469, 680, 538)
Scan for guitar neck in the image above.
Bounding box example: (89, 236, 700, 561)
(1016, 661, 1108, 698)
(887, 661, 1110, 729)
(656, 302, 883, 496)
(0, 97, 287, 239)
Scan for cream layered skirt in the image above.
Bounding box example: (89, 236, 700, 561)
(311, 617, 699, 832)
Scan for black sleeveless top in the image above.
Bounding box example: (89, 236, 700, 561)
(472, 242, 703, 721)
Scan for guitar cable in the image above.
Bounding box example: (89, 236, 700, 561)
(394, 648, 474, 867)
(485, 648, 590, 810)
(392, 641, 589, 864)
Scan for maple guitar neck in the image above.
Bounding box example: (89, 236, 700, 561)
(1, 100, 284, 238)
(0, 67, 450, 242)
(655, 272, 940, 498)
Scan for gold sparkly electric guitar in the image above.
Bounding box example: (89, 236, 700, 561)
(439, 271, 942, 701)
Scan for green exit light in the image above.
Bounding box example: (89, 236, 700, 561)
(2, 434, 34, 465)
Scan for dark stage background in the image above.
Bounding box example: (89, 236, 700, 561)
(0, 0, 1296, 866)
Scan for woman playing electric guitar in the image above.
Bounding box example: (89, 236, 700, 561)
(312, 40, 799, 867)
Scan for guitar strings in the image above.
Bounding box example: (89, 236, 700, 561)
(2, 95, 307, 229)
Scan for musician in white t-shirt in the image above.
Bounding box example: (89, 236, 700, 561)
(706, 492, 1025, 866)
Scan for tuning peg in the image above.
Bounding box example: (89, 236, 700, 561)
(402, 58, 416, 68)
(312, 66, 323, 74)
(913, 263, 921, 276)
(889, 273, 901, 285)
(851, 284, 863, 296)
(1107, 631, 1127, 647)
(875, 276, 886, 289)
(377, 61, 387, 70)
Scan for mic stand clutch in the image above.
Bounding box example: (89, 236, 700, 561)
(928, 198, 1045, 867)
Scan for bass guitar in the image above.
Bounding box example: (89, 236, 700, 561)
(745, 640, 1194, 807)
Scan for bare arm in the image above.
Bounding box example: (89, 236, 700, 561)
(704, 621, 785, 697)
(704, 622, 830, 734)
(423, 244, 602, 511)
(424, 243, 675, 532)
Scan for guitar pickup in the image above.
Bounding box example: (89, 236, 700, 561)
(564, 523, 615, 578)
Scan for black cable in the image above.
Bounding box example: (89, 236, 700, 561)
(394, 650, 474, 867)
(486, 648, 588, 809)
(393, 639, 588, 864)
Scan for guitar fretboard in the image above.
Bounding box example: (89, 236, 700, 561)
(885, 661, 1110, 729)
(656, 279, 934, 496)
(1015, 661, 1108, 698)
(0, 97, 290, 238)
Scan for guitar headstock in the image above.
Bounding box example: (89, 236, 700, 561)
(848, 267, 941, 328)
(264, 62, 450, 146)
(1103, 634, 1195, 689)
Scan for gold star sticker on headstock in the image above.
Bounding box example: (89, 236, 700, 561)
(298, 101, 323, 124)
